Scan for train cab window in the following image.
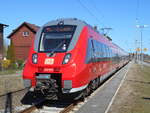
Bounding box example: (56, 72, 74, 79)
(39, 25, 76, 52)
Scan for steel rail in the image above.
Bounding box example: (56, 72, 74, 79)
(60, 103, 74, 113)
(19, 105, 37, 113)
(60, 101, 79, 113)
(0, 87, 29, 97)
(19, 100, 81, 113)
(19, 99, 46, 113)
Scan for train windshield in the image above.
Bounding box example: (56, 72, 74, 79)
(39, 25, 76, 52)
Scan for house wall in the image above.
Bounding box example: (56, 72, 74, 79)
(11, 25, 35, 61)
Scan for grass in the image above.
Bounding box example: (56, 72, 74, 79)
(0, 68, 22, 75)
(0, 68, 24, 95)
(131, 65, 150, 113)
(0, 70, 24, 95)
(108, 63, 150, 113)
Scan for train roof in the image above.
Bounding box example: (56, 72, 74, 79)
(43, 18, 87, 28)
(34, 18, 128, 55)
(43, 18, 99, 33)
(34, 18, 88, 52)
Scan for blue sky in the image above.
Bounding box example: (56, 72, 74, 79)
(0, 0, 150, 54)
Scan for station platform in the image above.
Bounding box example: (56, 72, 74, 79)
(76, 62, 132, 113)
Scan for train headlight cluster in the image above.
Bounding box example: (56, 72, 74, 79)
(62, 53, 71, 64)
(32, 53, 38, 64)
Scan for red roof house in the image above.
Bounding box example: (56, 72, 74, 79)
(7, 22, 40, 60)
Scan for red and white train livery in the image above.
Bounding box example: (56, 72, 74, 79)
(23, 18, 129, 99)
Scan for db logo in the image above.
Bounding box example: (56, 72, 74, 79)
(44, 58, 54, 65)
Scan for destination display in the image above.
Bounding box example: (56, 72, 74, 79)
(44, 25, 75, 33)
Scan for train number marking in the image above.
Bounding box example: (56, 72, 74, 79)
(44, 58, 54, 65)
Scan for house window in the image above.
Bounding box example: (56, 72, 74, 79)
(22, 31, 29, 37)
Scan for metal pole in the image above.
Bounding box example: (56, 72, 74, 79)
(135, 40, 138, 63)
(140, 28, 143, 67)
(4, 93, 12, 113)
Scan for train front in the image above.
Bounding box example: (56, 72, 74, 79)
(23, 19, 88, 98)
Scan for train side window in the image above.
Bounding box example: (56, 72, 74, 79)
(95, 41, 99, 60)
(86, 38, 93, 63)
(100, 42, 103, 58)
(91, 39, 95, 52)
(107, 46, 109, 58)
(106, 46, 109, 58)
(105, 45, 107, 58)
(94, 40, 99, 61)
(107, 47, 110, 58)
(98, 42, 101, 58)
(106, 45, 108, 58)
(110, 48, 113, 58)
(91, 38, 96, 62)
(108, 46, 110, 58)
(102, 44, 105, 58)
(104, 44, 107, 58)
(95, 40, 99, 59)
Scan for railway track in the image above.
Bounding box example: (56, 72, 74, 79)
(19, 77, 117, 113)
(19, 73, 116, 113)
(19, 63, 129, 113)
(19, 99, 82, 113)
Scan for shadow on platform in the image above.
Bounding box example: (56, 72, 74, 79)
(142, 97, 150, 100)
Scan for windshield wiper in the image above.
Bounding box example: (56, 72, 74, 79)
(49, 40, 65, 57)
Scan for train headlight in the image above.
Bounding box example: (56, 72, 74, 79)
(32, 53, 38, 64)
(62, 53, 71, 64)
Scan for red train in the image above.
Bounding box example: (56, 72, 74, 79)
(23, 18, 129, 99)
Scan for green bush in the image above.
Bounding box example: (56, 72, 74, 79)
(16, 60, 24, 69)
(7, 40, 15, 63)
(9, 61, 18, 69)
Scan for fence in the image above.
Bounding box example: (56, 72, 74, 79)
(0, 88, 29, 113)
(0, 69, 28, 113)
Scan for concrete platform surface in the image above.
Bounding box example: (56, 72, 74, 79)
(76, 62, 132, 113)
